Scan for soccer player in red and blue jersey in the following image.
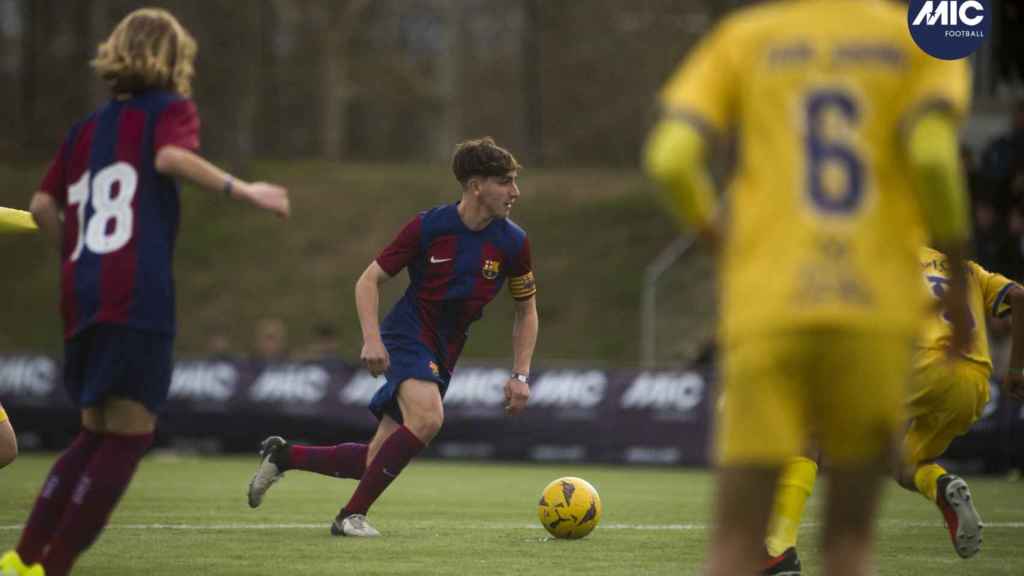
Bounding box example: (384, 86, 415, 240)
(0, 9, 289, 576)
(248, 137, 539, 537)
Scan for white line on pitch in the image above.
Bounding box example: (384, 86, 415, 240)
(1, 521, 1023, 532)
(0, 522, 685, 531)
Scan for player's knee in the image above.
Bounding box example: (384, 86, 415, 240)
(406, 410, 444, 443)
(949, 399, 979, 435)
(421, 411, 445, 439)
(0, 450, 15, 468)
(101, 398, 157, 435)
(0, 433, 17, 469)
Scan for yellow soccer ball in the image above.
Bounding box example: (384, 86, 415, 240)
(537, 476, 602, 539)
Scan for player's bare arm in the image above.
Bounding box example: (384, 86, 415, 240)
(28, 192, 61, 250)
(154, 145, 290, 218)
(1004, 284, 1024, 402)
(939, 246, 972, 358)
(355, 261, 392, 376)
(505, 295, 537, 416)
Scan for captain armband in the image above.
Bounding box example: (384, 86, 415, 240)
(509, 272, 536, 300)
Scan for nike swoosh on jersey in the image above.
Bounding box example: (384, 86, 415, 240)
(430, 256, 453, 264)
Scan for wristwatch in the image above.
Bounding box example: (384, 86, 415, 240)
(512, 372, 529, 384)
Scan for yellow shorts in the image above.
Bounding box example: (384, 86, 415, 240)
(904, 350, 990, 465)
(718, 329, 912, 466)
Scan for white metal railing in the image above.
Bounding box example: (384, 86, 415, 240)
(640, 234, 696, 368)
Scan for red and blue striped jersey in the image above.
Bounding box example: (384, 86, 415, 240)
(376, 203, 536, 372)
(38, 90, 200, 339)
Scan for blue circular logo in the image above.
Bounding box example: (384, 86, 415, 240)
(908, 0, 989, 60)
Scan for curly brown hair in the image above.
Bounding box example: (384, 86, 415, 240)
(451, 137, 521, 186)
(91, 8, 197, 97)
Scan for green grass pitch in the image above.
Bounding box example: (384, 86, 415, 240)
(1, 454, 1021, 574)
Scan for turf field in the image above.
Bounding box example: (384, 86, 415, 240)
(1, 454, 1021, 575)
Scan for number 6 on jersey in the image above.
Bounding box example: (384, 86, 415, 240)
(804, 89, 865, 216)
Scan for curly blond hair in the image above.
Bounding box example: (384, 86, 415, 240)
(91, 8, 197, 97)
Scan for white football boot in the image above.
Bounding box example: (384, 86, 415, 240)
(331, 513, 381, 537)
(247, 436, 287, 508)
(936, 474, 983, 558)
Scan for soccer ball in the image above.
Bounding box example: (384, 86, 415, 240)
(537, 476, 602, 539)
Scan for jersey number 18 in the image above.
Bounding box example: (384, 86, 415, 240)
(67, 162, 138, 261)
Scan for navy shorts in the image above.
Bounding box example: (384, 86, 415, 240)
(368, 341, 450, 423)
(64, 324, 174, 413)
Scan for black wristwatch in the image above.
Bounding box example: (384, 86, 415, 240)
(512, 372, 529, 384)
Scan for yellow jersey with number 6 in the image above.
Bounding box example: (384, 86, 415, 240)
(918, 247, 1016, 370)
(659, 0, 970, 343)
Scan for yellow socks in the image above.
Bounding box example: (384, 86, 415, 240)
(765, 456, 818, 557)
(0, 550, 29, 575)
(914, 463, 947, 503)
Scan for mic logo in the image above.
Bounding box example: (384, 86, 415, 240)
(907, 0, 989, 60)
(911, 1, 984, 26)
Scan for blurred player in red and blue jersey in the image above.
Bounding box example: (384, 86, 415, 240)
(0, 8, 289, 576)
(248, 137, 539, 537)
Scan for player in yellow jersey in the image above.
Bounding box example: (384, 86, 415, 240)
(643, 1, 973, 575)
(761, 247, 1024, 571)
(0, 403, 15, 469)
(903, 247, 1019, 558)
(0, 207, 33, 469)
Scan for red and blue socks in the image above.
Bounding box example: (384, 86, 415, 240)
(342, 425, 424, 516)
(40, 431, 153, 576)
(279, 442, 368, 479)
(16, 430, 103, 564)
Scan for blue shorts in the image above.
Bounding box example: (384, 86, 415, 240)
(369, 341, 450, 423)
(64, 324, 174, 413)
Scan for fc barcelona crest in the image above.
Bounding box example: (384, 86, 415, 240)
(482, 259, 501, 280)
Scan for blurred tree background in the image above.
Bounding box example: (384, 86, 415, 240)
(0, 0, 739, 166)
(0, 0, 735, 366)
(0, 0, 1018, 365)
